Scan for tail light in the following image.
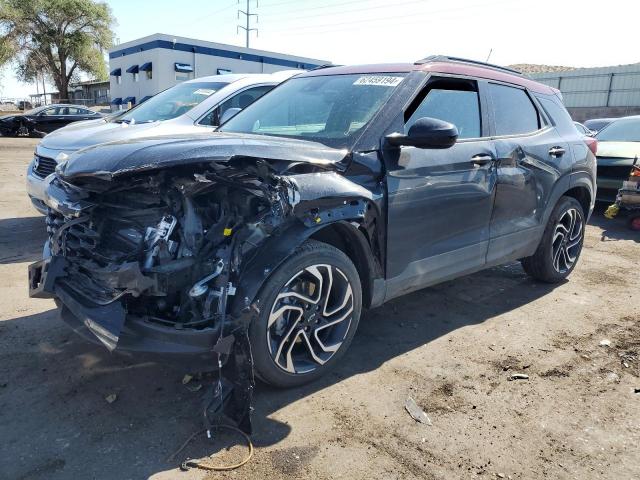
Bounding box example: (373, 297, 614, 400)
(585, 137, 598, 155)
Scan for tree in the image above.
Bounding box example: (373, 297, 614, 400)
(0, 0, 114, 100)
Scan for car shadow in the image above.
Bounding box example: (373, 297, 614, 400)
(0, 216, 47, 264)
(589, 206, 639, 243)
(0, 261, 561, 480)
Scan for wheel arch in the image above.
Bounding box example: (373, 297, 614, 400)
(563, 185, 591, 219)
(542, 173, 593, 228)
(230, 209, 384, 319)
(309, 221, 381, 309)
(567, 172, 595, 220)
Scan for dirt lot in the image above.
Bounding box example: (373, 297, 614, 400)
(0, 137, 638, 480)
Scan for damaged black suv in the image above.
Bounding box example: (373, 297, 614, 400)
(29, 57, 596, 392)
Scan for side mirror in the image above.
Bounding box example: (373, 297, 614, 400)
(219, 107, 242, 125)
(386, 117, 458, 149)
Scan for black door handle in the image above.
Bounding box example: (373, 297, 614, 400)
(470, 154, 494, 166)
(549, 146, 566, 157)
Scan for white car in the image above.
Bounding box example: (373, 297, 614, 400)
(26, 71, 299, 213)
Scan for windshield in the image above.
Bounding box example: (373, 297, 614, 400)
(219, 73, 407, 148)
(116, 81, 228, 123)
(596, 118, 640, 142)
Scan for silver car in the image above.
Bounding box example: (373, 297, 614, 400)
(26, 71, 299, 213)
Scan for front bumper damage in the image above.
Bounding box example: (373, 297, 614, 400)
(29, 252, 256, 432)
(28, 149, 379, 433)
(30, 257, 222, 357)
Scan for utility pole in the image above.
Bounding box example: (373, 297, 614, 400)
(41, 73, 47, 105)
(237, 0, 258, 48)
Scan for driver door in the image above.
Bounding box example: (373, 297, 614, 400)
(35, 107, 61, 133)
(384, 77, 497, 299)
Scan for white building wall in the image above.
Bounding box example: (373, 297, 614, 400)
(108, 33, 328, 110)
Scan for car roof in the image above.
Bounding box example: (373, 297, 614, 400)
(184, 70, 301, 85)
(299, 58, 557, 95)
(37, 104, 92, 109)
(585, 117, 616, 122)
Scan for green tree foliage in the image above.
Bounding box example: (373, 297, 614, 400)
(0, 0, 114, 98)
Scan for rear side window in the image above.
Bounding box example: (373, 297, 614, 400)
(537, 95, 577, 136)
(200, 85, 274, 126)
(406, 88, 481, 139)
(488, 83, 539, 136)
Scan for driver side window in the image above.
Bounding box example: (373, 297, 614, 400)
(199, 85, 274, 126)
(405, 81, 481, 139)
(41, 107, 60, 116)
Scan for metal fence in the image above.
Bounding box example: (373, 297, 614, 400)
(55, 95, 112, 107)
(532, 64, 640, 109)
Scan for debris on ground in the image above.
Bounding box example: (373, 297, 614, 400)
(105, 393, 118, 404)
(599, 339, 611, 347)
(186, 383, 203, 392)
(508, 373, 529, 381)
(404, 397, 432, 425)
(182, 374, 193, 385)
(605, 372, 620, 383)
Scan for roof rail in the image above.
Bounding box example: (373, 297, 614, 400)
(415, 55, 523, 76)
(308, 63, 339, 71)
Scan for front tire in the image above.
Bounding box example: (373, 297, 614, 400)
(249, 240, 362, 388)
(521, 196, 586, 283)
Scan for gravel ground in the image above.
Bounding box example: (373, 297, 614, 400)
(0, 137, 638, 480)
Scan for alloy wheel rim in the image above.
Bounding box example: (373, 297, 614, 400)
(551, 208, 583, 274)
(267, 264, 354, 374)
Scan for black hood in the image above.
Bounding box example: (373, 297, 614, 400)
(57, 132, 349, 181)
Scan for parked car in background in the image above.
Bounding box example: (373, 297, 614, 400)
(17, 100, 33, 111)
(30, 57, 595, 401)
(0, 104, 101, 138)
(594, 116, 640, 201)
(574, 121, 595, 136)
(26, 71, 299, 213)
(584, 117, 615, 133)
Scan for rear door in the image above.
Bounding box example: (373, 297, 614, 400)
(69, 107, 99, 122)
(384, 76, 498, 298)
(485, 82, 573, 264)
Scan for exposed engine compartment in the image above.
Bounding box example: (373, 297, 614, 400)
(46, 159, 301, 333)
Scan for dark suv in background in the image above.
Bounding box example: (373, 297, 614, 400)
(30, 57, 595, 420)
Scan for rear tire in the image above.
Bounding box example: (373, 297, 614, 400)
(521, 196, 585, 283)
(249, 240, 362, 388)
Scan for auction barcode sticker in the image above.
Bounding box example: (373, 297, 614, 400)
(353, 76, 404, 87)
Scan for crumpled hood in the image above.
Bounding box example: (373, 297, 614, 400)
(595, 141, 640, 159)
(57, 132, 349, 180)
(39, 118, 162, 151)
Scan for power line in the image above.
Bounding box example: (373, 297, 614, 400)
(177, 1, 237, 27)
(260, 0, 413, 18)
(257, 0, 437, 25)
(266, 0, 512, 34)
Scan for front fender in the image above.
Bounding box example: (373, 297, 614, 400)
(230, 171, 378, 317)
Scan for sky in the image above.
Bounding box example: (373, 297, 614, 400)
(2, 0, 640, 98)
